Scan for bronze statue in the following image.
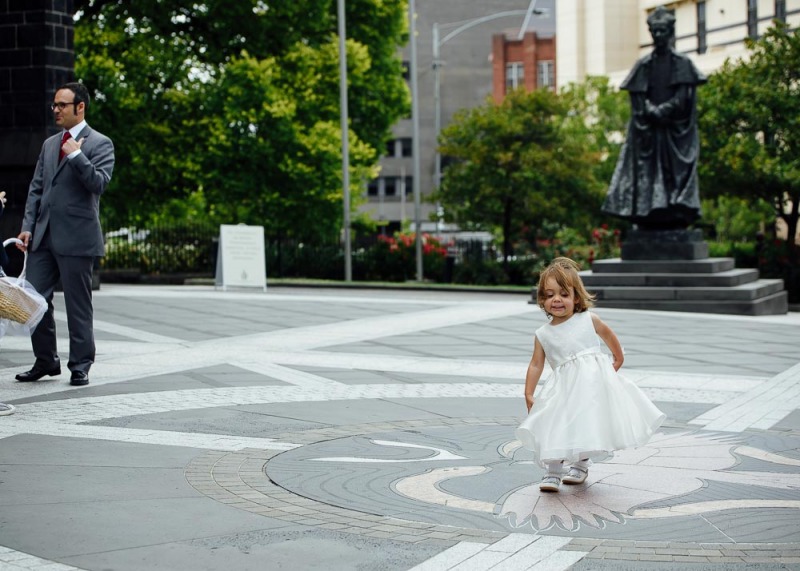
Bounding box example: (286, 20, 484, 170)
(602, 6, 707, 230)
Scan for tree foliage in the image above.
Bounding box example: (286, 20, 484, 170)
(73, 0, 410, 239)
(698, 23, 800, 250)
(700, 195, 774, 243)
(559, 76, 630, 196)
(435, 88, 605, 264)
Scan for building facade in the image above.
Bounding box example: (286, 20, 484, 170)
(491, 31, 556, 103)
(557, 0, 800, 89)
(362, 0, 556, 234)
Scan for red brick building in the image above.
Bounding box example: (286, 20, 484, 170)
(492, 31, 555, 103)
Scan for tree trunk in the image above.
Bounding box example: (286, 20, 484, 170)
(502, 198, 513, 271)
(787, 192, 799, 255)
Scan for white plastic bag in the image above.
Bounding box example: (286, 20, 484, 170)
(0, 238, 47, 337)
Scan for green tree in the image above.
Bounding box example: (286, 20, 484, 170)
(559, 76, 630, 204)
(435, 88, 602, 266)
(698, 23, 800, 253)
(73, 0, 409, 238)
(701, 196, 774, 243)
(198, 51, 377, 240)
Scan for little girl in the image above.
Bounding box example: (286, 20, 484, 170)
(517, 257, 665, 492)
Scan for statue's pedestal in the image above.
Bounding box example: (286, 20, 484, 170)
(573, 228, 788, 315)
(529, 228, 788, 316)
(621, 229, 708, 260)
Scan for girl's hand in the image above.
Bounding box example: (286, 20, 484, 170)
(525, 395, 535, 412)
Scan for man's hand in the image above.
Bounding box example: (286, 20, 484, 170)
(16, 231, 31, 251)
(62, 137, 84, 157)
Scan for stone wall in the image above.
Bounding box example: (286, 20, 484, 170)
(0, 0, 75, 247)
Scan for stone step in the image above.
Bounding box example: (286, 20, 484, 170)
(590, 257, 736, 274)
(594, 290, 789, 316)
(589, 279, 785, 302)
(580, 268, 760, 288)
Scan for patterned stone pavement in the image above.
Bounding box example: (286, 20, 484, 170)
(0, 285, 799, 571)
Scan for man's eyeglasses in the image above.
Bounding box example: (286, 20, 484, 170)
(50, 102, 78, 111)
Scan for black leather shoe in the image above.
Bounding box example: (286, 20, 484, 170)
(70, 371, 89, 386)
(16, 365, 61, 382)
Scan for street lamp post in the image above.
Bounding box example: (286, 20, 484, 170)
(337, 0, 352, 281)
(517, 0, 542, 40)
(432, 7, 541, 190)
(410, 0, 423, 281)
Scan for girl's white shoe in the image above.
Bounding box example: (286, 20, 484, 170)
(562, 465, 588, 485)
(539, 475, 561, 492)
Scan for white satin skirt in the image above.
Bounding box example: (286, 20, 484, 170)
(516, 353, 666, 466)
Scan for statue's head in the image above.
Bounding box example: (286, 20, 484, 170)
(647, 6, 675, 51)
(647, 6, 675, 28)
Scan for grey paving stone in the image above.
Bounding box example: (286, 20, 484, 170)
(773, 410, 800, 431)
(705, 509, 800, 543)
(65, 528, 439, 571)
(652, 401, 718, 422)
(89, 405, 332, 437)
(2, 286, 799, 571)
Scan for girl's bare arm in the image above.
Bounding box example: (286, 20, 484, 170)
(524, 337, 546, 412)
(591, 313, 624, 371)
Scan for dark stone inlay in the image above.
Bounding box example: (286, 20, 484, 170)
(184, 418, 800, 560)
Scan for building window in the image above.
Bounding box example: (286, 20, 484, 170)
(400, 137, 412, 157)
(537, 61, 554, 90)
(775, 0, 786, 22)
(697, 1, 707, 54)
(384, 176, 397, 197)
(367, 179, 379, 197)
(747, 0, 758, 39)
(384, 138, 413, 158)
(401, 60, 410, 81)
(505, 62, 524, 91)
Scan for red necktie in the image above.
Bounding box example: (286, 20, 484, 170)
(59, 131, 72, 162)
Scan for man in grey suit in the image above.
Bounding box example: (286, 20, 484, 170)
(16, 82, 115, 387)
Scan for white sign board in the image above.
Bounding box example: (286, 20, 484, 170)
(215, 224, 266, 291)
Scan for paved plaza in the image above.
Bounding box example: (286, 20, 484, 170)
(1, 284, 799, 571)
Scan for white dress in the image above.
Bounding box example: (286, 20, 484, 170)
(516, 311, 665, 466)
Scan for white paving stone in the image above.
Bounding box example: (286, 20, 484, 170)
(525, 549, 588, 570)
(0, 419, 298, 451)
(407, 542, 487, 570)
(0, 547, 86, 571)
(484, 534, 538, 553)
(488, 536, 574, 571)
(1, 287, 799, 571)
(691, 362, 800, 431)
(1, 288, 792, 451)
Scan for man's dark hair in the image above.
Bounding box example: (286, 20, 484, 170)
(59, 82, 90, 110)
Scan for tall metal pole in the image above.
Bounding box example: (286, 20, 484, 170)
(432, 23, 441, 190)
(517, 0, 541, 40)
(337, 0, 352, 281)
(409, 0, 423, 281)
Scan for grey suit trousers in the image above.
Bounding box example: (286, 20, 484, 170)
(26, 230, 95, 374)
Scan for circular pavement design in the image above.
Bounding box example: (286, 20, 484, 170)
(185, 418, 800, 564)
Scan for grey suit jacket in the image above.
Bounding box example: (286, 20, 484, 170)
(22, 125, 115, 257)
